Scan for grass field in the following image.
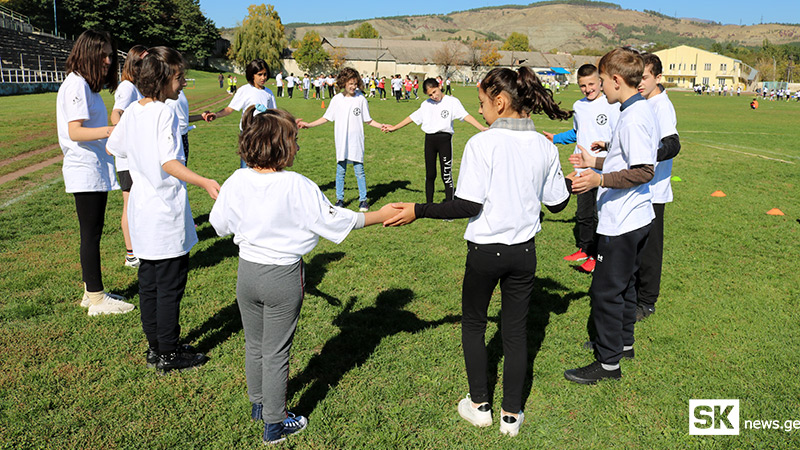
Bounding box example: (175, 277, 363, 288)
(1, 69, 799, 449)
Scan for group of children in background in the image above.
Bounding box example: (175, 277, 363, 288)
(56, 28, 678, 444)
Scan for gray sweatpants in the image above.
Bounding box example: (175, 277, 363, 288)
(236, 258, 304, 423)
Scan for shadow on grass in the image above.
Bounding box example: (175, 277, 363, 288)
(316, 179, 420, 208)
(183, 251, 349, 353)
(304, 252, 346, 306)
(288, 288, 460, 416)
(483, 276, 586, 408)
(189, 236, 238, 270)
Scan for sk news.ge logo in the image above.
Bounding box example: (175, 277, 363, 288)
(689, 399, 740, 435)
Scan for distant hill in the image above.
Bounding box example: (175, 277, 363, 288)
(285, 2, 800, 52)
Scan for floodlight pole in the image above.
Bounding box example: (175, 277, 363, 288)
(53, 0, 58, 36)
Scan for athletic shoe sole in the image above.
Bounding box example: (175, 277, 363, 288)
(458, 397, 492, 427)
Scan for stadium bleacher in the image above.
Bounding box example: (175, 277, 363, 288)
(1, 27, 73, 71)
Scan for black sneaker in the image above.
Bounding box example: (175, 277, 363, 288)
(564, 361, 621, 385)
(334, 199, 345, 207)
(582, 341, 634, 360)
(358, 200, 369, 212)
(156, 349, 207, 373)
(263, 412, 307, 445)
(636, 304, 656, 322)
(251, 403, 262, 421)
(146, 344, 198, 368)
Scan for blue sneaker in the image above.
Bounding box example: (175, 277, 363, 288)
(263, 412, 307, 445)
(251, 403, 262, 421)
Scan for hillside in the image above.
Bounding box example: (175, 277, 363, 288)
(285, 3, 800, 52)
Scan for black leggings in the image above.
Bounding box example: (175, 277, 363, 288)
(74, 192, 108, 292)
(424, 132, 454, 203)
(462, 238, 537, 413)
(139, 254, 190, 354)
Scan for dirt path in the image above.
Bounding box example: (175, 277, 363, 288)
(0, 144, 60, 169)
(0, 154, 63, 185)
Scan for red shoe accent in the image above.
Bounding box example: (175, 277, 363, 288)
(564, 249, 589, 261)
(577, 257, 596, 273)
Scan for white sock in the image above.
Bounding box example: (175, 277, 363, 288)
(623, 345, 633, 351)
(601, 363, 619, 371)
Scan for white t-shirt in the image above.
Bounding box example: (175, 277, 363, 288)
(326, 77, 335, 86)
(455, 125, 569, 245)
(322, 93, 373, 162)
(572, 95, 619, 174)
(165, 90, 194, 136)
(409, 95, 469, 134)
(210, 169, 359, 265)
(106, 101, 197, 260)
(56, 72, 119, 193)
(112, 80, 144, 172)
(286, 76, 296, 88)
(276, 73, 283, 87)
(596, 97, 658, 237)
(303, 77, 310, 89)
(228, 84, 277, 130)
(647, 90, 678, 204)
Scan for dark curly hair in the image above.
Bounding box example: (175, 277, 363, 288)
(335, 67, 364, 92)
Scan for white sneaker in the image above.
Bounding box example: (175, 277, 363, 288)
(80, 291, 126, 308)
(87, 294, 135, 316)
(457, 394, 492, 427)
(124, 255, 140, 268)
(499, 411, 524, 436)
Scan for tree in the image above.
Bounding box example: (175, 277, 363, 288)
(228, 4, 287, 71)
(347, 22, 379, 39)
(465, 40, 500, 80)
(501, 32, 531, 52)
(432, 42, 464, 79)
(328, 47, 348, 72)
(294, 31, 328, 73)
(0, 0, 219, 60)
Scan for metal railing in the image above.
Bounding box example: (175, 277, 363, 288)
(1, 67, 66, 83)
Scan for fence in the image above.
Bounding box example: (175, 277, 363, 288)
(1, 66, 66, 84)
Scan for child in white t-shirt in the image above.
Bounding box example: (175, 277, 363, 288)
(566, 47, 658, 385)
(298, 68, 385, 211)
(57, 30, 133, 316)
(210, 59, 276, 167)
(209, 106, 394, 445)
(384, 66, 573, 437)
(383, 77, 487, 203)
(107, 46, 220, 373)
(110, 44, 147, 269)
(302, 73, 310, 99)
(542, 64, 620, 273)
(634, 53, 681, 321)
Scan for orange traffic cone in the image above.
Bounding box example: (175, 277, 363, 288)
(766, 208, 785, 216)
(711, 191, 726, 197)
(321, 101, 325, 109)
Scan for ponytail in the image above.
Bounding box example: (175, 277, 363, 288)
(481, 67, 572, 121)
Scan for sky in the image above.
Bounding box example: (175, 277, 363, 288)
(199, 0, 799, 29)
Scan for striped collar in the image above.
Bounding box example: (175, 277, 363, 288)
(490, 117, 537, 131)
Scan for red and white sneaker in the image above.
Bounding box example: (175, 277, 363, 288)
(577, 256, 596, 273)
(564, 249, 589, 261)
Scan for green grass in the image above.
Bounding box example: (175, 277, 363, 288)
(1, 71, 799, 449)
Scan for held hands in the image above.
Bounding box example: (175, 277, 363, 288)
(383, 203, 417, 227)
(297, 121, 310, 129)
(591, 140, 607, 151)
(568, 144, 597, 169)
(381, 124, 396, 133)
(201, 111, 216, 122)
(570, 170, 601, 195)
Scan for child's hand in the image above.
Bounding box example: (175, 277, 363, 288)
(569, 145, 596, 169)
(381, 124, 393, 133)
(543, 131, 554, 142)
(591, 140, 607, 151)
(571, 170, 600, 194)
(204, 179, 221, 200)
(297, 121, 309, 129)
(202, 111, 216, 122)
(383, 203, 417, 227)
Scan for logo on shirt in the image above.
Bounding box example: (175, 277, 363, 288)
(353, 107, 361, 117)
(597, 254, 604, 263)
(328, 205, 338, 217)
(72, 96, 81, 105)
(441, 110, 450, 119)
(596, 114, 608, 126)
